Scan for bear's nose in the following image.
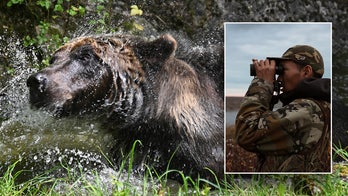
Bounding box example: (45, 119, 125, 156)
(27, 73, 48, 93)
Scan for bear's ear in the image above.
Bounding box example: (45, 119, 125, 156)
(133, 34, 177, 64)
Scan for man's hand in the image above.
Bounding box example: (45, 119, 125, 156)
(252, 59, 276, 84)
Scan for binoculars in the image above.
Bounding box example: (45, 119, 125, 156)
(250, 57, 284, 76)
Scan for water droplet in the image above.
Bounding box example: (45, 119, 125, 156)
(68, 157, 73, 165)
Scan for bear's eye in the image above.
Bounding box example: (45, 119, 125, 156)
(71, 45, 96, 63)
(78, 53, 93, 62)
(49, 56, 57, 64)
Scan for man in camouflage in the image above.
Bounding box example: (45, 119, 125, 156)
(235, 45, 330, 172)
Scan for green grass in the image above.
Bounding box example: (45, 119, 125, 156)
(334, 144, 348, 162)
(1, 146, 347, 195)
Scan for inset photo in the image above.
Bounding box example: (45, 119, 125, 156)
(225, 22, 332, 174)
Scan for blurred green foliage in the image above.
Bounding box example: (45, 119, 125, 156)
(5, 0, 143, 68)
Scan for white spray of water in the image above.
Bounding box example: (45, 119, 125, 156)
(0, 33, 159, 194)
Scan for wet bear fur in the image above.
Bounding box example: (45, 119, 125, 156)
(27, 34, 224, 179)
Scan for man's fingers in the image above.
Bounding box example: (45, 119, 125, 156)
(269, 59, 276, 67)
(264, 59, 269, 66)
(258, 60, 264, 69)
(252, 59, 258, 66)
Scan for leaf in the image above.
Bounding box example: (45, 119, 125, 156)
(200, 186, 211, 195)
(67, 7, 77, 16)
(7, 0, 24, 7)
(54, 4, 63, 12)
(130, 5, 143, 16)
(97, 5, 104, 12)
(71, 5, 79, 11)
(133, 23, 144, 31)
(78, 6, 86, 16)
(97, 19, 106, 25)
(36, 0, 51, 10)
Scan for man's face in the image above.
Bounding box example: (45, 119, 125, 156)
(277, 60, 306, 93)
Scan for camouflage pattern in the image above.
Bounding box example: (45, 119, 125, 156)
(269, 45, 324, 78)
(235, 77, 330, 172)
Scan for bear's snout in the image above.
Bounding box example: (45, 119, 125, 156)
(27, 72, 50, 108)
(27, 73, 48, 93)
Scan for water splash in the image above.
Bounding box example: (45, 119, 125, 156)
(0, 32, 36, 121)
(0, 32, 145, 193)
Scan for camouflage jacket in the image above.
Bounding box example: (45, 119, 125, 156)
(235, 77, 330, 172)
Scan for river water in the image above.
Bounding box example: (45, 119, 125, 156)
(226, 110, 238, 126)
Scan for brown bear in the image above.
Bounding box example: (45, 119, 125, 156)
(26, 34, 224, 179)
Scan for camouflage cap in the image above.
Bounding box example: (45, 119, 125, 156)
(269, 45, 324, 78)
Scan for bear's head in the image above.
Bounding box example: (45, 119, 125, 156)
(27, 34, 176, 119)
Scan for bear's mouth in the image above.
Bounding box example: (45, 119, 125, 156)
(28, 96, 72, 117)
(27, 85, 73, 117)
(28, 87, 95, 117)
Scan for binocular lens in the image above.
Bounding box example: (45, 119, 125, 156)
(249, 63, 284, 76)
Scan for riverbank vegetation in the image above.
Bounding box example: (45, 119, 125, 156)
(1, 146, 347, 195)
